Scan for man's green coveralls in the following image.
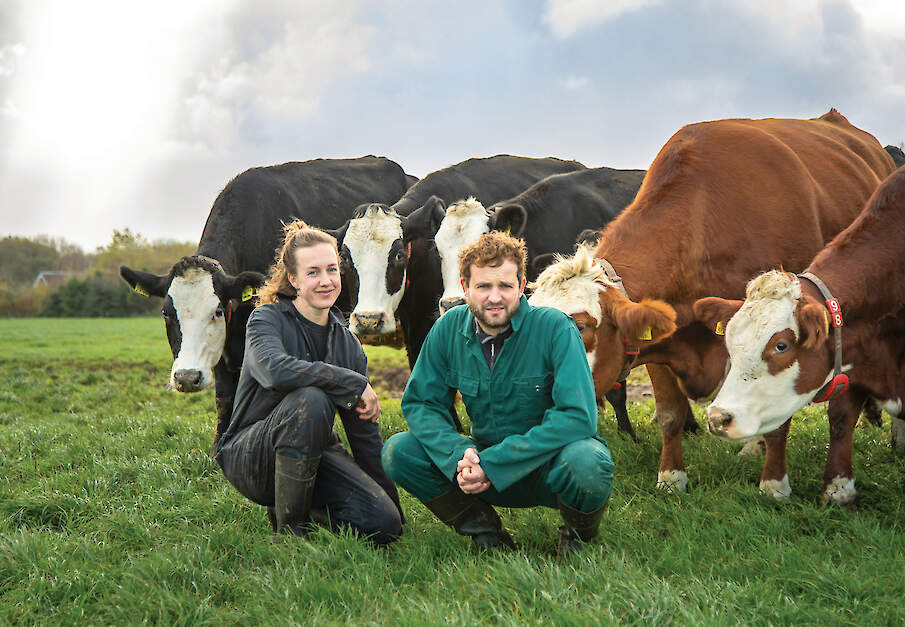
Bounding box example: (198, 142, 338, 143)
(382, 296, 614, 515)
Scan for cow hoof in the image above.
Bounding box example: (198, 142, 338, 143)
(821, 476, 857, 507)
(891, 417, 905, 453)
(738, 437, 766, 457)
(656, 470, 688, 493)
(759, 474, 791, 500)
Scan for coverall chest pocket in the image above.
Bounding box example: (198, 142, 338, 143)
(447, 371, 480, 404)
(513, 374, 553, 419)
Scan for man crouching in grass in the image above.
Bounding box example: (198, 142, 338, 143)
(382, 231, 613, 558)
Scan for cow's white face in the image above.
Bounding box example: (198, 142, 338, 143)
(434, 198, 489, 315)
(708, 272, 822, 438)
(345, 207, 406, 335)
(167, 268, 225, 392)
(528, 247, 609, 369)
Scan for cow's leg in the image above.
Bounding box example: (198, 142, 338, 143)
(648, 364, 691, 492)
(822, 391, 866, 507)
(890, 416, 905, 453)
(212, 361, 239, 456)
(604, 382, 636, 442)
(758, 420, 791, 499)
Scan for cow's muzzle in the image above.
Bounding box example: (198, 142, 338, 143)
(173, 369, 205, 393)
(438, 297, 465, 315)
(350, 312, 387, 335)
(707, 406, 734, 437)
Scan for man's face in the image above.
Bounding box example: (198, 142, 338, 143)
(288, 243, 342, 318)
(461, 259, 526, 334)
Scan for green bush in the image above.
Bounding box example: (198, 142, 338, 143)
(41, 273, 159, 317)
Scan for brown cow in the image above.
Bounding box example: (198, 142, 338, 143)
(528, 109, 895, 498)
(699, 165, 905, 505)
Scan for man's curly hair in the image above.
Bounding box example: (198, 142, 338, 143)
(458, 231, 527, 286)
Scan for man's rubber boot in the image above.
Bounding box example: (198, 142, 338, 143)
(556, 499, 606, 561)
(423, 490, 516, 551)
(272, 453, 320, 538)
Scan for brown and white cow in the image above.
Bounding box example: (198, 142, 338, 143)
(698, 165, 905, 505)
(529, 109, 895, 498)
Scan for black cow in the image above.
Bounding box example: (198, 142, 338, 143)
(886, 145, 905, 168)
(120, 156, 414, 448)
(329, 154, 586, 368)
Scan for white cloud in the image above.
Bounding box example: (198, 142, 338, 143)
(543, 0, 661, 38)
(560, 75, 591, 91)
(0, 42, 25, 77)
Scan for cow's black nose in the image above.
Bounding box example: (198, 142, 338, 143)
(439, 297, 465, 314)
(173, 369, 203, 392)
(352, 312, 384, 333)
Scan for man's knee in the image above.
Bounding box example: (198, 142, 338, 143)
(381, 431, 426, 482)
(548, 438, 614, 511)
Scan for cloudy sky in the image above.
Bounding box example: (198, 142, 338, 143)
(1, 0, 903, 251)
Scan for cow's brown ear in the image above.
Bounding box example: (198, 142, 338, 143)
(607, 292, 677, 344)
(797, 301, 830, 350)
(693, 297, 744, 336)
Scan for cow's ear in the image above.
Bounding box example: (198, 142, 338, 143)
(120, 265, 169, 298)
(403, 196, 446, 240)
(606, 291, 677, 344)
(532, 253, 558, 276)
(797, 300, 830, 350)
(491, 203, 527, 238)
(226, 271, 266, 303)
(693, 297, 744, 336)
(324, 222, 349, 246)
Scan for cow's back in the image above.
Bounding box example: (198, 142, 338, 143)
(503, 167, 645, 273)
(391, 155, 586, 215)
(600, 110, 895, 313)
(197, 156, 410, 273)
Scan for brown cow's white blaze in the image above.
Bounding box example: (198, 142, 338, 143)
(708, 272, 828, 440)
(435, 197, 490, 315)
(344, 207, 406, 335)
(168, 268, 225, 392)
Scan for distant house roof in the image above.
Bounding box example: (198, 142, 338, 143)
(33, 271, 70, 288)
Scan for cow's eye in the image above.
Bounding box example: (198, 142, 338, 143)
(574, 320, 586, 332)
(775, 341, 789, 353)
(213, 308, 224, 320)
(395, 250, 405, 262)
(161, 309, 169, 320)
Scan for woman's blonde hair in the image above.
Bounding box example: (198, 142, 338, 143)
(256, 219, 338, 305)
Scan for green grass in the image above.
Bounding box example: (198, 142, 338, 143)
(2, 317, 905, 624)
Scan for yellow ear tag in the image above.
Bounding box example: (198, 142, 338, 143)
(639, 326, 652, 341)
(823, 309, 829, 335)
(242, 285, 254, 302)
(715, 321, 725, 336)
(133, 285, 150, 298)
(505, 225, 511, 235)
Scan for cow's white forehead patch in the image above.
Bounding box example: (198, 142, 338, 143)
(528, 247, 612, 323)
(346, 207, 403, 246)
(435, 198, 490, 300)
(168, 268, 224, 389)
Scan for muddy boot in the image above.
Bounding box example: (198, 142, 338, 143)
(272, 453, 320, 538)
(556, 499, 606, 561)
(423, 490, 516, 551)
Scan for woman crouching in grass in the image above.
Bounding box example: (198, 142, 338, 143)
(215, 220, 403, 544)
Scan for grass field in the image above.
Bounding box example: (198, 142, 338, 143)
(2, 317, 905, 624)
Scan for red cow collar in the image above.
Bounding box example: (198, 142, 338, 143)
(797, 272, 849, 402)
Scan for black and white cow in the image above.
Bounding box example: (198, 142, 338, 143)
(329, 154, 586, 368)
(120, 156, 414, 447)
(433, 166, 646, 314)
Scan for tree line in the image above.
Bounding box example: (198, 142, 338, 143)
(0, 230, 194, 317)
